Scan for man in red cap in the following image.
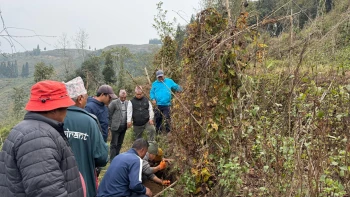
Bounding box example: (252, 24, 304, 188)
(0, 80, 84, 197)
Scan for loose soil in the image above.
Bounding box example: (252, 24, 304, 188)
(143, 180, 166, 196)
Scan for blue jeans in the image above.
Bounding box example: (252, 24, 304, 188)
(155, 105, 171, 133)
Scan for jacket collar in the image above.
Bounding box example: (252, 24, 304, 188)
(87, 96, 104, 106)
(24, 111, 64, 132)
(127, 148, 140, 157)
(24, 111, 68, 143)
(68, 105, 90, 114)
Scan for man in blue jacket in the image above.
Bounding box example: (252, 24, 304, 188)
(150, 70, 182, 134)
(85, 84, 117, 142)
(97, 138, 153, 197)
(64, 77, 109, 197)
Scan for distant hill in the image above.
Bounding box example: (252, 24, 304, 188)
(103, 44, 160, 54)
(0, 44, 160, 121)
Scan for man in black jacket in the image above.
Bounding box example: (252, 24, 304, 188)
(0, 80, 84, 197)
(127, 86, 155, 141)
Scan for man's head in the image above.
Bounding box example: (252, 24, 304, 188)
(65, 76, 88, 108)
(147, 142, 159, 161)
(25, 80, 75, 122)
(134, 86, 144, 99)
(119, 89, 127, 102)
(156, 70, 164, 82)
(132, 138, 149, 159)
(97, 85, 117, 105)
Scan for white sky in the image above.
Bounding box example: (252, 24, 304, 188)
(0, 0, 201, 53)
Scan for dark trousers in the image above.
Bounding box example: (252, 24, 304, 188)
(130, 192, 148, 197)
(110, 124, 127, 161)
(155, 105, 171, 133)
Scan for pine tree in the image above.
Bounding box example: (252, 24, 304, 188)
(13, 60, 18, 78)
(0, 62, 5, 77)
(25, 62, 29, 77)
(102, 52, 116, 84)
(21, 64, 25, 77)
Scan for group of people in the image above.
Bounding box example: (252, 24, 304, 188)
(0, 70, 181, 197)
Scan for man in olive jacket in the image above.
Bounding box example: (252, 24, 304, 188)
(64, 77, 108, 197)
(0, 80, 84, 197)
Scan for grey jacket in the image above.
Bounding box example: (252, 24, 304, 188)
(142, 152, 155, 180)
(0, 112, 83, 197)
(108, 99, 128, 131)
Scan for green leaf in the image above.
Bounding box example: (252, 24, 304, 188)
(263, 165, 269, 172)
(228, 69, 235, 76)
(317, 111, 325, 118)
(331, 161, 338, 166)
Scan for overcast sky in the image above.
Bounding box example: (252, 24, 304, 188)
(0, 0, 201, 53)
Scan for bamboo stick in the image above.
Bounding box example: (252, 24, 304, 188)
(154, 180, 178, 197)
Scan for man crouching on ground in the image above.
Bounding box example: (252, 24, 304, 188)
(97, 138, 153, 197)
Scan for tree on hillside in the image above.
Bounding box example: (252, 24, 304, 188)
(21, 62, 29, 77)
(57, 33, 70, 56)
(56, 33, 73, 80)
(102, 52, 116, 84)
(12, 87, 26, 118)
(75, 55, 101, 92)
(12, 61, 18, 78)
(152, 2, 179, 81)
(34, 62, 54, 82)
(102, 47, 133, 90)
(0, 62, 6, 77)
(115, 47, 132, 90)
(74, 29, 89, 62)
(32, 44, 41, 56)
(175, 24, 186, 61)
(152, 1, 177, 40)
(21, 65, 25, 77)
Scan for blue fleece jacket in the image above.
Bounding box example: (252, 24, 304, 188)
(85, 97, 109, 142)
(97, 149, 146, 197)
(150, 78, 182, 106)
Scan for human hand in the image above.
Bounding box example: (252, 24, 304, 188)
(149, 120, 154, 125)
(127, 122, 132, 128)
(152, 100, 156, 105)
(162, 180, 171, 186)
(164, 158, 174, 164)
(145, 187, 153, 197)
(158, 160, 166, 170)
